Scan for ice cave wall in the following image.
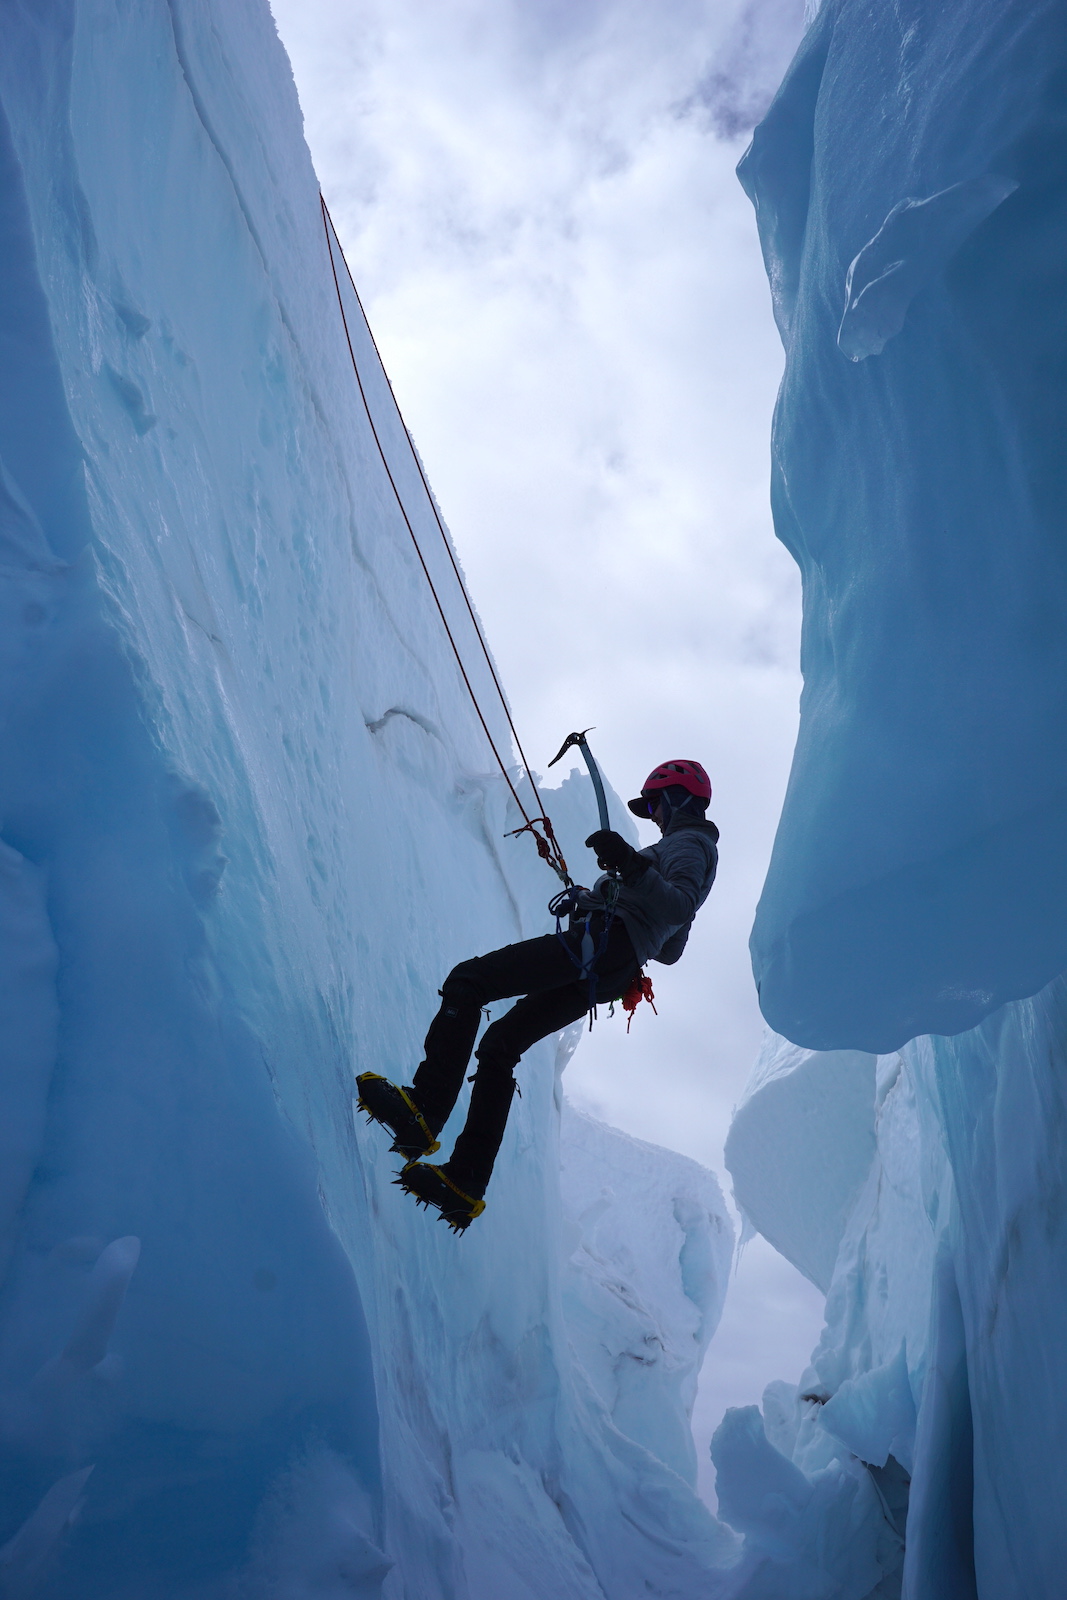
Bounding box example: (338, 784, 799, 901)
(0, 2, 737, 1596)
(725, 987, 1067, 1600)
(744, 0, 1067, 1054)
(719, 3, 1067, 1598)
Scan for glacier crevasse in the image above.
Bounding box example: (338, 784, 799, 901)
(0, 2, 742, 1595)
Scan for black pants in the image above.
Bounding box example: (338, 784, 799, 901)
(411, 918, 640, 1197)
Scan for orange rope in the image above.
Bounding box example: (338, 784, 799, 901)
(319, 193, 570, 885)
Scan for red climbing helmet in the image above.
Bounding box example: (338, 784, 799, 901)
(627, 760, 712, 816)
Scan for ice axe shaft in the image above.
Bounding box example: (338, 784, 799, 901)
(548, 729, 611, 834)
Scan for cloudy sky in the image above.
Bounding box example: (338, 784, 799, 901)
(269, 0, 820, 1504)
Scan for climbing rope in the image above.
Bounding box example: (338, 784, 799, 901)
(319, 192, 570, 885)
(621, 971, 657, 1032)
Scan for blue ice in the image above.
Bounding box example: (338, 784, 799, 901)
(743, 0, 1067, 1053)
(0, 3, 740, 1594)
(723, 4, 1067, 1597)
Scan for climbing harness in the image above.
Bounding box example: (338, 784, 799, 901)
(550, 882, 619, 1029)
(320, 193, 570, 886)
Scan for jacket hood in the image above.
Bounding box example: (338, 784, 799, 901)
(664, 813, 720, 846)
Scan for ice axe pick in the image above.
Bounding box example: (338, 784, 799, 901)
(548, 729, 611, 834)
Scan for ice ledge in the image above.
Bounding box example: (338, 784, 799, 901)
(724, 1031, 876, 1291)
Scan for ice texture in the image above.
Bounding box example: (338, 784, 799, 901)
(723, 2, 1067, 1590)
(0, 2, 740, 1594)
(560, 1102, 733, 1489)
(724, 1032, 875, 1291)
(742, 0, 1067, 1051)
(710, 1400, 900, 1598)
(728, 7, 1067, 1584)
(727, 983, 1067, 1597)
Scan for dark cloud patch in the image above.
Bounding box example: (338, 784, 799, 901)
(505, 0, 616, 53)
(683, 0, 806, 140)
(508, 0, 731, 62)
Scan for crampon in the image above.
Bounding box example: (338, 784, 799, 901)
(394, 1163, 485, 1233)
(356, 1072, 440, 1162)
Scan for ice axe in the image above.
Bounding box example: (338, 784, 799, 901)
(548, 729, 611, 834)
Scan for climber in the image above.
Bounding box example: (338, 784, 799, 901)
(357, 760, 719, 1231)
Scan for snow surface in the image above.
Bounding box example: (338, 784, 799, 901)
(0, 2, 750, 1595)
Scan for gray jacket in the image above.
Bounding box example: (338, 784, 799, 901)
(579, 814, 719, 966)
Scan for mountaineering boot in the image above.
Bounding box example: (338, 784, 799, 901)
(356, 1072, 440, 1162)
(393, 1163, 485, 1233)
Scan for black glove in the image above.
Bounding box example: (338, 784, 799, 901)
(585, 829, 648, 880)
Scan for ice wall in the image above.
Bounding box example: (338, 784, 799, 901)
(719, 3, 1067, 1595)
(560, 1104, 733, 1491)
(724, 987, 1067, 1599)
(742, 0, 1067, 1053)
(724, 1033, 875, 1292)
(0, 2, 739, 1595)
